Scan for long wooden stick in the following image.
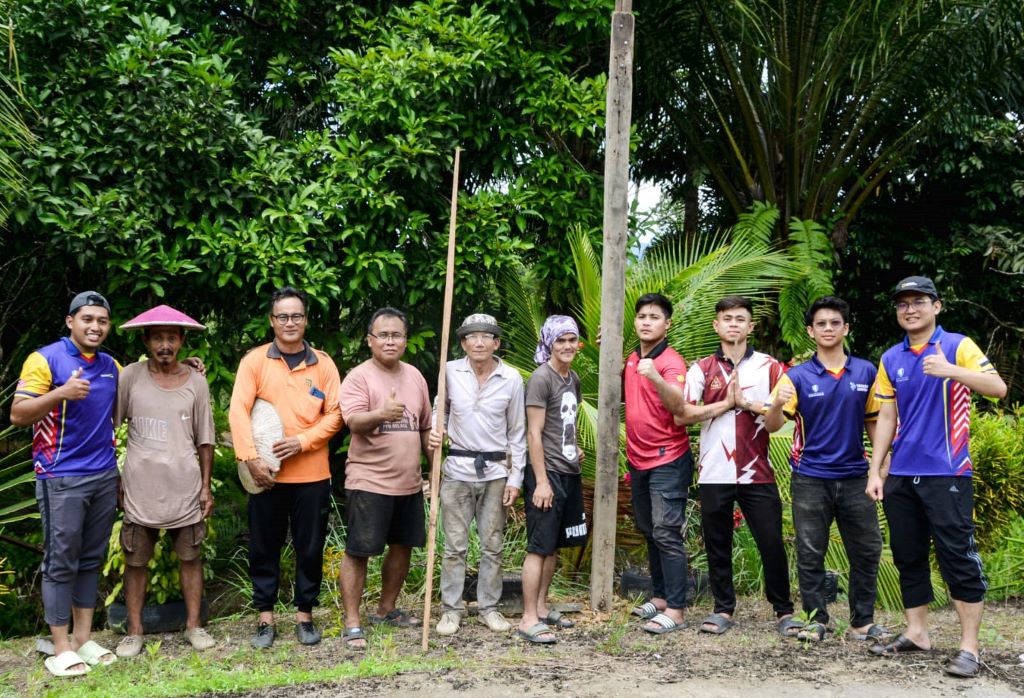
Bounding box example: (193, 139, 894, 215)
(422, 146, 460, 651)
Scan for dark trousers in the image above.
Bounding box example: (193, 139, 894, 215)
(882, 475, 985, 607)
(629, 452, 693, 610)
(700, 482, 793, 617)
(36, 468, 119, 626)
(791, 473, 881, 626)
(249, 479, 331, 613)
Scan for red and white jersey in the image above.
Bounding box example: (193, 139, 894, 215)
(684, 347, 784, 485)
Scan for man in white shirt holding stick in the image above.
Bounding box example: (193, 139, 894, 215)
(429, 314, 527, 635)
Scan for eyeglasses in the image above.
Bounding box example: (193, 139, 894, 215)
(894, 298, 932, 313)
(369, 332, 406, 342)
(272, 313, 306, 325)
(463, 332, 496, 342)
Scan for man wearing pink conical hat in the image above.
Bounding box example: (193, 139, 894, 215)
(113, 304, 217, 657)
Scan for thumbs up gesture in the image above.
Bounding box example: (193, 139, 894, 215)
(379, 386, 406, 422)
(922, 340, 955, 378)
(61, 367, 91, 401)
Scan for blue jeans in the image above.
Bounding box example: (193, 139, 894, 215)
(791, 473, 881, 626)
(629, 452, 693, 610)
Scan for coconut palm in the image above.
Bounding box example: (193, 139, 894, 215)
(499, 202, 815, 479)
(0, 50, 34, 225)
(0, 383, 36, 527)
(634, 0, 1023, 245)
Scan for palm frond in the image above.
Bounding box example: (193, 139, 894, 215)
(568, 226, 603, 343)
(497, 260, 545, 379)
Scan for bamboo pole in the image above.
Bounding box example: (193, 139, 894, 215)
(422, 147, 461, 651)
(590, 0, 634, 612)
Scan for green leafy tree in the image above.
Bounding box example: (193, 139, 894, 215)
(0, 0, 609, 393)
(842, 112, 1024, 401)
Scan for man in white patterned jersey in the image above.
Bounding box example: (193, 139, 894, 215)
(683, 295, 797, 637)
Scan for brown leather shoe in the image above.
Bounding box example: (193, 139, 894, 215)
(869, 633, 931, 656)
(944, 650, 981, 678)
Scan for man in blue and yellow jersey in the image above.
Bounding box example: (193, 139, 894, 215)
(11, 292, 121, 677)
(765, 296, 888, 644)
(866, 276, 1006, 679)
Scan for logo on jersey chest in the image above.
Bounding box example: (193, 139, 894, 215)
(806, 383, 825, 398)
(709, 376, 723, 390)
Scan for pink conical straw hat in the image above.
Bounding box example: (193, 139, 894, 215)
(120, 304, 206, 331)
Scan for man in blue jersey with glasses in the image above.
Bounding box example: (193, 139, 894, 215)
(765, 296, 889, 644)
(866, 276, 1006, 678)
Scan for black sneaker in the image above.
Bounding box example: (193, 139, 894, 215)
(251, 622, 275, 649)
(296, 621, 322, 646)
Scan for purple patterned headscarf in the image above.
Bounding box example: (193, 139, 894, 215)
(534, 315, 580, 364)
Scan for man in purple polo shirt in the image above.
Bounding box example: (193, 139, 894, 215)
(866, 276, 1006, 678)
(12, 292, 120, 676)
(765, 296, 888, 643)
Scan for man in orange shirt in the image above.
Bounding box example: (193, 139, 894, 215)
(228, 287, 343, 649)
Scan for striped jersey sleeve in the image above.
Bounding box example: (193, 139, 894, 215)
(874, 361, 894, 403)
(16, 352, 52, 397)
(956, 337, 996, 373)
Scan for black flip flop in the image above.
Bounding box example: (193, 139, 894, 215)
(869, 633, 932, 656)
(699, 613, 736, 635)
(516, 622, 557, 644)
(945, 650, 981, 678)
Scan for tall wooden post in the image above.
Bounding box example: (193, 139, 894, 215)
(591, 0, 634, 612)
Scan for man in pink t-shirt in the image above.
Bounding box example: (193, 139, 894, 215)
(337, 307, 433, 650)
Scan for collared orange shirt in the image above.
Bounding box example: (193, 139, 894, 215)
(228, 341, 343, 483)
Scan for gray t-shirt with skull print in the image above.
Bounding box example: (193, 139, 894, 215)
(525, 363, 582, 476)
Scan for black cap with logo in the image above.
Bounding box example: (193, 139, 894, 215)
(891, 276, 939, 300)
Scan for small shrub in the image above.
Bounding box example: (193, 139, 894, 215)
(969, 406, 1024, 550)
(983, 514, 1024, 601)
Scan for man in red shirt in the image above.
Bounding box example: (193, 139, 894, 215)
(625, 294, 736, 634)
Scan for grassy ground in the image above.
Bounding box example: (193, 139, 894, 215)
(3, 596, 1023, 698)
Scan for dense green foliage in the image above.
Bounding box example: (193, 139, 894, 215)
(630, 0, 1023, 400)
(633, 0, 1022, 234)
(0, 0, 610, 394)
(841, 113, 1024, 400)
(970, 406, 1024, 550)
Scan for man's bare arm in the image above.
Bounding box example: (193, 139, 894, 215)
(10, 369, 90, 426)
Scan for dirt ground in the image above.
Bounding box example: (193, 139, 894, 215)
(233, 599, 1024, 697)
(4, 598, 1023, 697)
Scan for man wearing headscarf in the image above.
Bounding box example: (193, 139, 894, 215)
(515, 316, 587, 644)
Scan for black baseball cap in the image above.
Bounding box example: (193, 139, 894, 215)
(68, 291, 111, 315)
(891, 276, 939, 300)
